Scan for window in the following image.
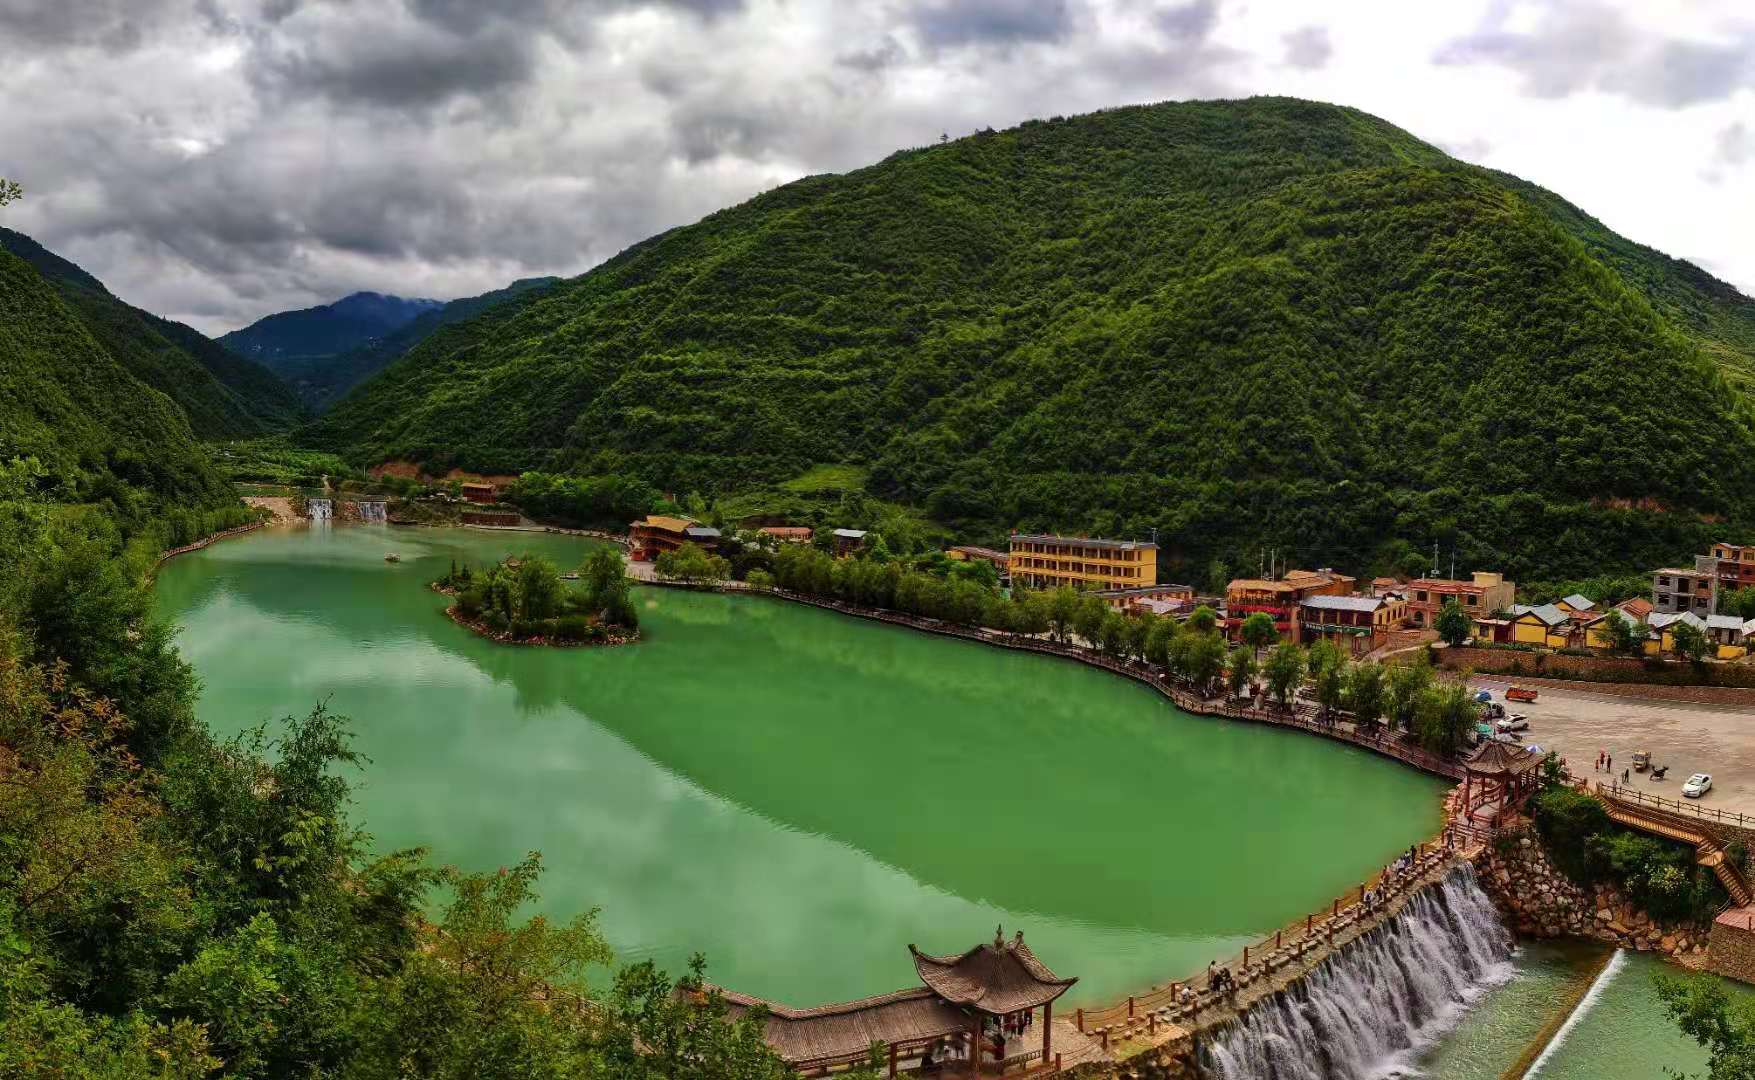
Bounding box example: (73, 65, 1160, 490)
(1658, 576, 1671, 588)
(1658, 594, 1672, 607)
(1412, 610, 1425, 625)
(1465, 594, 1480, 607)
(1415, 591, 1428, 602)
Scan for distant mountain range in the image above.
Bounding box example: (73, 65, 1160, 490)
(0, 227, 308, 439)
(220, 281, 558, 410)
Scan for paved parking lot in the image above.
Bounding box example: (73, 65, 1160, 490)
(1470, 677, 1755, 816)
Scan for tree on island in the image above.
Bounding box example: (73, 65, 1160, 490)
(655, 542, 731, 584)
(1435, 600, 1472, 646)
(449, 550, 638, 641)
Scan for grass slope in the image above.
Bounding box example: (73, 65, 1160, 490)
(312, 97, 1755, 581)
(0, 227, 308, 438)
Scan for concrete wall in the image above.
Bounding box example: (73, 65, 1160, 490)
(1435, 645, 1755, 695)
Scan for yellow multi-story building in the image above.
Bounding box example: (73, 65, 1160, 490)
(1007, 534, 1158, 592)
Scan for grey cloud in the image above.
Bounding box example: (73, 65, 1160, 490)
(0, 0, 190, 51)
(1282, 25, 1331, 70)
(909, 0, 1077, 50)
(1156, 0, 1218, 42)
(1435, 2, 1755, 108)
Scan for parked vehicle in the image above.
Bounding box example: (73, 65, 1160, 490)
(1481, 702, 1506, 721)
(1632, 750, 1651, 773)
(1506, 686, 1539, 703)
(1683, 773, 1713, 798)
(1495, 714, 1530, 733)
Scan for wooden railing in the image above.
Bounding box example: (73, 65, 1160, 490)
(152, 520, 267, 569)
(1599, 781, 1755, 832)
(1066, 843, 1462, 1046)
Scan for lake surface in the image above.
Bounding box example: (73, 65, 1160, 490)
(155, 524, 1444, 1007)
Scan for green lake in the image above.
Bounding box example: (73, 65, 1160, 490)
(154, 524, 1445, 1008)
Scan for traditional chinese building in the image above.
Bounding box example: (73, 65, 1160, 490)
(714, 930, 1077, 1077)
(460, 481, 496, 504)
(1224, 568, 1355, 642)
(629, 515, 720, 561)
(1403, 571, 1516, 630)
(1297, 593, 1406, 655)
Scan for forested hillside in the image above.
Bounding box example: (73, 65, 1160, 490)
(0, 246, 236, 513)
(313, 97, 1755, 583)
(0, 228, 308, 437)
(252, 278, 558, 410)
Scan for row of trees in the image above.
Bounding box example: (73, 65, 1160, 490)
(442, 548, 639, 641)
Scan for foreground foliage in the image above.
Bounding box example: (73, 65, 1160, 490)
(1530, 786, 1725, 923)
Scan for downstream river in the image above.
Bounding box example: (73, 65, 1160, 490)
(155, 524, 1443, 1007)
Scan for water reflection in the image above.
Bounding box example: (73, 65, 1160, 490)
(157, 526, 1444, 1006)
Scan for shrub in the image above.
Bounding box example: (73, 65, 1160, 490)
(553, 615, 591, 641)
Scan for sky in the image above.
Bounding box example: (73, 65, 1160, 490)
(0, 0, 1750, 335)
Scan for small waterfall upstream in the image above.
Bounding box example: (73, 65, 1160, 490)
(1206, 865, 1514, 1080)
(356, 501, 387, 523)
(307, 498, 332, 521)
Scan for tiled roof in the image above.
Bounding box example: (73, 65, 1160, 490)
(1301, 594, 1384, 613)
(635, 515, 696, 533)
(910, 932, 1076, 1015)
(1561, 594, 1596, 610)
(1511, 603, 1569, 627)
(1010, 534, 1156, 551)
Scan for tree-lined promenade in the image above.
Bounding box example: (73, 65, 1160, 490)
(716, 544, 1487, 760)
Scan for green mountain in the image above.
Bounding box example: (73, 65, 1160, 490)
(244, 278, 558, 410)
(0, 245, 232, 509)
(311, 97, 1755, 582)
(0, 228, 308, 438)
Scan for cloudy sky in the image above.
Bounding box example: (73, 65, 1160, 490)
(0, 0, 1750, 334)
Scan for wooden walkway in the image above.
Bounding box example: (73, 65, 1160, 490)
(1594, 783, 1754, 905)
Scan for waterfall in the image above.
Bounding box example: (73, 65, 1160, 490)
(1206, 864, 1514, 1080)
(307, 498, 332, 521)
(357, 501, 386, 523)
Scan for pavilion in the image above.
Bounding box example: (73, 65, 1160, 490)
(1460, 739, 1544, 828)
(715, 929, 1077, 1077)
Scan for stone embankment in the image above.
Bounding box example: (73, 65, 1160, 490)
(1475, 830, 1710, 965)
(152, 520, 266, 570)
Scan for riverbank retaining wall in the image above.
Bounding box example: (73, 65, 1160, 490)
(1436, 646, 1755, 700)
(1473, 830, 1710, 963)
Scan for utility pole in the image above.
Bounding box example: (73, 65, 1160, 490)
(1432, 542, 1439, 578)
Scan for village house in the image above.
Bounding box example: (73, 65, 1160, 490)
(1508, 603, 1572, 649)
(1649, 610, 1710, 654)
(1580, 603, 1657, 654)
(945, 545, 1010, 577)
(831, 528, 868, 557)
(758, 526, 814, 544)
(1710, 542, 1755, 591)
(629, 515, 721, 561)
(460, 481, 496, 504)
(1403, 571, 1517, 630)
(1554, 594, 1596, 616)
(1007, 534, 1158, 592)
(1224, 568, 1356, 643)
(1093, 583, 1195, 612)
(1652, 563, 1719, 615)
(1297, 593, 1407, 656)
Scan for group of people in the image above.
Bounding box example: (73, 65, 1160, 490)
(916, 1010, 1036, 1071)
(1594, 748, 1631, 785)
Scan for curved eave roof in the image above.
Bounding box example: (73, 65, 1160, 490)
(909, 936, 1077, 1014)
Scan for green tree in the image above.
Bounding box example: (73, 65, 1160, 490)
(1226, 646, 1256, 699)
(1263, 642, 1305, 708)
(1239, 611, 1278, 658)
(1098, 610, 1131, 657)
(1145, 617, 1179, 667)
(1435, 599, 1472, 646)
(1183, 632, 1227, 694)
(655, 542, 730, 584)
(0, 177, 20, 208)
(1072, 592, 1108, 647)
(1387, 660, 1433, 731)
(1723, 587, 1755, 622)
(1671, 620, 1711, 663)
(1656, 973, 1755, 1080)
(1598, 610, 1647, 656)
(1012, 590, 1051, 636)
(1046, 588, 1079, 643)
(1415, 681, 1480, 756)
(1347, 661, 1387, 730)
(1185, 605, 1218, 635)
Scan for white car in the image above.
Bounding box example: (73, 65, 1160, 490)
(1495, 714, 1530, 733)
(1683, 773, 1713, 799)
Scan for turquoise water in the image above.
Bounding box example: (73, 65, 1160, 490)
(154, 524, 1445, 1008)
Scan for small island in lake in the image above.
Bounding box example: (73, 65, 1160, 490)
(433, 547, 640, 646)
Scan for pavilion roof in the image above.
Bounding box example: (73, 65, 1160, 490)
(713, 985, 969, 1064)
(1467, 740, 1543, 777)
(910, 930, 1077, 1014)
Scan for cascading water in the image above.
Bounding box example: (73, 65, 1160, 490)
(1206, 864, 1513, 1080)
(307, 498, 332, 521)
(356, 501, 387, 523)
